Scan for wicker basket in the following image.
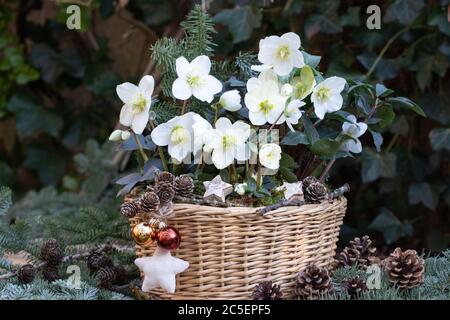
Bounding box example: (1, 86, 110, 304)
(129, 197, 347, 300)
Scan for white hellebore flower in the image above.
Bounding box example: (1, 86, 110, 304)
(204, 118, 251, 170)
(151, 112, 198, 162)
(311, 76, 346, 120)
(234, 183, 247, 196)
(109, 130, 123, 142)
(259, 143, 282, 170)
(121, 131, 131, 141)
(172, 55, 222, 103)
(244, 73, 287, 126)
(257, 32, 305, 76)
(340, 115, 368, 154)
(281, 84, 293, 96)
(116, 75, 154, 134)
(218, 90, 242, 112)
(285, 99, 305, 132)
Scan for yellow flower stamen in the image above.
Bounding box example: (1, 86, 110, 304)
(316, 86, 331, 102)
(170, 125, 188, 145)
(132, 94, 147, 114)
(259, 100, 274, 115)
(222, 135, 237, 149)
(276, 45, 291, 60)
(186, 74, 201, 87)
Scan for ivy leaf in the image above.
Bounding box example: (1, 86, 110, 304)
(361, 150, 396, 183)
(384, 0, 425, 25)
(0, 186, 12, 215)
(7, 93, 63, 137)
(310, 138, 340, 157)
(375, 84, 394, 97)
(369, 208, 413, 245)
(214, 6, 262, 43)
(370, 129, 383, 152)
(387, 96, 426, 117)
(281, 131, 308, 145)
(302, 51, 321, 68)
(428, 7, 450, 36)
(302, 116, 319, 144)
(305, 14, 343, 38)
(340, 6, 361, 27)
(279, 153, 298, 182)
(408, 183, 439, 210)
(374, 105, 395, 129)
(429, 128, 450, 151)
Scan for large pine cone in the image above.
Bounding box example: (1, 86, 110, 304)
(120, 200, 140, 218)
(383, 248, 424, 289)
(42, 265, 60, 282)
(251, 281, 283, 300)
(96, 266, 117, 288)
(154, 181, 175, 205)
(139, 191, 160, 213)
(304, 182, 328, 203)
(155, 171, 175, 185)
(40, 239, 63, 266)
(17, 264, 36, 284)
(337, 235, 378, 267)
(342, 276, 367, 299)
(302, 176, 319, 192)
(174, 175, 194, 197)
(113, 265, 127, 285)
(294, 265, 332, 299)
(87, 250, 113, 273)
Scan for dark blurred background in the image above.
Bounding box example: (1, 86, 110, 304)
(0, 0, 449, 254)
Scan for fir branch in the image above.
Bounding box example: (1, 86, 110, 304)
(0, 186, 12, 216)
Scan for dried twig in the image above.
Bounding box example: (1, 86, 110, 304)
(173, 195, 243, 208)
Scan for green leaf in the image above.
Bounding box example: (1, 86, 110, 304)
(375, 84, 394, 97)
(302, 52, 321, 69)
(305, 14, 343, 38)
(369, 208, 413, 245)
(281, 131, 308, 145)
(213, 6, 262, 43)
(361, 150, 396, 183)
(373, 105, 395, 129)
(310, 138, 340, 157)
(340, 6, 361, 27)
(302, 116, 319, 144)
(429, 128, 450, 151)
(24, 145, 66, 185)
(7, 94, 63, 137)
(384, 0, 425, 25)
(280, 152, 298, 169)
(369, 129, 383, 152)
(0, 186, 12, 215)
(428, 8, 450, 36)
(408, 183, 439, 210)
(387, 96, 426, 117)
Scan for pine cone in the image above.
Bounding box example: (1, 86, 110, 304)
(383, 248, 424, 289)
(304, 182, 328, 203)
(87, 250, 113, 273)
(42, 265, 60, 282)
(252, 281, 283, 300)
(113, 265, 127, 285)
(337, 235, 378, 267)
(294, 265, 332, 299)
(120, 200, 140, 218)
(17, 264, 36, 284)
(96, 266, 117, 288)
(342, 276, 367, 299)
(154, 181, 175, 205)
(139, 191, 160, 213)
(40, 239, 63, 266)
(155, 171, 175, 185)
(174, 175, 194, 197)
(302, 176, 319, 192)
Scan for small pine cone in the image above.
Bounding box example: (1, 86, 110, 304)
(302, 176, 319, 192)
(154, 181, 175, 205)
(87, 250, 113, 273)
(40, 239, 63, 266)
(304, 182, 328, 203)
(155, 171, 175, 185)
(294, 265, 332, 299)
(342, 277, 367, 299)
(42, 265, 60, 282)
(17, 264, 36, 284)
(174, 175, 194, 197)
(113, 265, 127, 285)
(383, 248, 424, 289)
(96, 266, 117, 288)
(337, 235, 378, 267)
(252, 281, 283, 300)
(120, 200, 140, 218)
(139, 191, 160, 213)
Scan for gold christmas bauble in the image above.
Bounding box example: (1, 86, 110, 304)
(131, 222, 156, 245)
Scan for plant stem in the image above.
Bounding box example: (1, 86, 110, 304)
(148, 120, 169, 171)
(319, 159, 335, 182)
(181, 100, 188, 115)
(365, 26, 410, 79)
(133, 133, 149, 163)
(256, 161, 262, 188)
(386, 133, 399, 153)
(213, 104, 220, 123)
(268, 111, 284, 132)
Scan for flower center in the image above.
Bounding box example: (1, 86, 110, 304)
(222, 135, 237, 150)
(276, 45, 291, 60)
(132, 94, 147, 114)
(186, 73, 201, 88)
(293, 82, 308, 99)
(259, 100, 274, 115)
(316, 86, 331, 102)
(170, 125, 189, 145)
(346, 124, 359, 137)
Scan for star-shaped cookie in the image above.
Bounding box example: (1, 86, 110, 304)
(281, 181, 304, 201)
(203, 175, 233, 202)
(135, 247, 189, 293)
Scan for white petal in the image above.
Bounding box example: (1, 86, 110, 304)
(116, 83, 139, 104)
(151, 123, 172, 146)
(328, 94, 343, 111)
(232, 121, 251, 139)
(314, 102, 327, 120)
(172, 78, 192, 100)
(246, 77, 260, 93)
(131, 105, 150, 134)
(323, 76, 346, 93)
(281, 32, 301, 49)
(212, 147, 233, 169)
(119, 104, 133, 126)
(109, 130, 123, 142)
(348, 139, 362, 153)
(191, 55, 211, 74)
(251, 64, 273, 72)
(249, 111, 267, 126)
(356, 122, 368, 137)
(273, 60, 293, 76)
(175, 57, 190, 78)
(346, 115, 357, 124)
(244, 94, 260, 112)
(168, 144, 190, 162)
(215, 117, 232, 133)
(235, 142, 250, 161)
(258, 70, 278, 83)
(291, 50, 305, 68)
(138, 75, 155, 96)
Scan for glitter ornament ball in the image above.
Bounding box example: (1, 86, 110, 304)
(131, 222, 157, 246)
(156, 226, 181, 250)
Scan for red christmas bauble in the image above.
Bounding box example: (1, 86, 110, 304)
(156, 226, 181, 250)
